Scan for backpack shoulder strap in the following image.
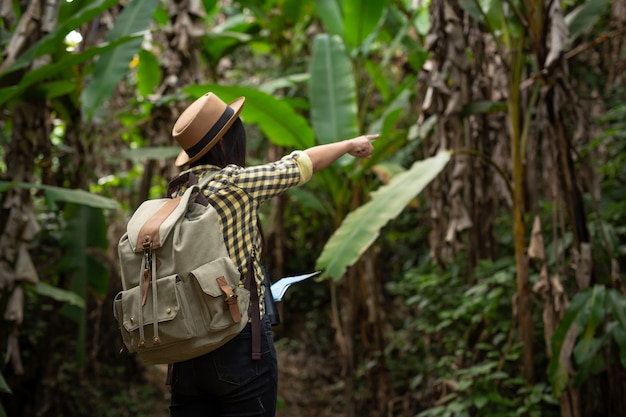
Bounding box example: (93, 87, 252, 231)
(166, 171, 198, 197)
(166, 169, 220, 206)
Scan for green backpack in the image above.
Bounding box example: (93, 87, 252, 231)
(113, 172, 251, 365)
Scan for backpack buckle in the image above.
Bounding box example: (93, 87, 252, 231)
(224, 293, 238, 304)
(142, 236, 152, 251)
(141, 237, 153, 307)
(216, 276, 241, 323)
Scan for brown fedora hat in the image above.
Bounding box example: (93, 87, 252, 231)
(172, 93, 245, 166)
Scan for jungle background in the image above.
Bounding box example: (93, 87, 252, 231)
(0, 0, 625, 416)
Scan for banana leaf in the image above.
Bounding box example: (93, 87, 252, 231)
(316, 150, 450, 280)
(0, 35, 141, 107)
(548, 287, 595, 397)
(308, 33, 359, 201)
(574, 285, 606, 363)
(608, 289, 626, 368)
(0, 0, 119, 78)
(57, 204, 108, 367)
(309, 34, 358, 144)
(34, 283, 85, 309)
(0, 182, 119, 210)
(314, 0, 343, 38)
(565, 0, 610, 40)
(121, 146, 180, 161)
(342, 0, 387, 48)
(184, 84, 315, 149)
(81, 0, 159, 120)
(136, 49, 162, 97)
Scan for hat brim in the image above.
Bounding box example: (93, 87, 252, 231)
(174, 96, 246, 167)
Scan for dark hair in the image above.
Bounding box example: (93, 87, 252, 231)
(191, 117, 247, 168)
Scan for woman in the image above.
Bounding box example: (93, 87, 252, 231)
(167, 92, 377, 417)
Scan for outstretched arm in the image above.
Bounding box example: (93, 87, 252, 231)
(304, 134, 379, 173)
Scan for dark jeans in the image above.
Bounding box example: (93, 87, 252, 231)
(169, 317, 278, 417)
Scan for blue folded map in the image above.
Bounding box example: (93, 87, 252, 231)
(270, 271, 321, 301)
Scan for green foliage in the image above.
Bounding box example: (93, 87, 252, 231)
(69, 367, 166, 417)
(0, 35, 140, 107)
(41, 359, 165, 417)
(1, 190, 113, 376)
(379, 5, 430, 72)
(314, 0, 388, 51)
(81, 0, 159, 121)
(386, 258, 559, 416)
(342, 0, 388, 49)
(586, 98, 626, 225)
(565, 0, 611, 40)
(185, 84, 315, 149)
(121, 147, 180, 162)
(317, 151, 450, 280)
(0, 372, 10, 395)
(309, 34, 359, 144)
(548, 286, 626, 397)
(31, 283, 85, 309)
(0, 182, 119, 210)
(458, 0, 524, 40)
(314, 0, 343, 39)
(57, 203, 109, 367)
(200, 13, 257, 65)
(136, 49, 162, 97)
(0, 0, 119, 77)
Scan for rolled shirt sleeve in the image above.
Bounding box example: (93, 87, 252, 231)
(286, 150, 313, 186)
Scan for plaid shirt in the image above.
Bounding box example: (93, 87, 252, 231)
(174, 151, 313, 314)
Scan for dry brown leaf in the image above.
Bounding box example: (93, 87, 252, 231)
(451, 157, 466, 178)
(5, 329, 24, 375)
(0, 1, 41, 72)
(15, 244, 38, 285)
(544, 0, 569, 69)
(560, 323, 579, 375)
(444, 218, 457, 243)
(532, 265, 550, 295)
(173, 13, 191, 54)
(613, 0, 626, 24)
(422, 85, 435, 113)
(528, 215, 545, 261)
(41, 0, 59, 32)
(0, 0, 16, 23)
(455, 201, 472, 232)
(449, 178, 463, 197)
(21, 211, 40, 242)
(443, 2, 460, 22)
(543, 307, 556, 357)
(188, 0, 207, 18)
(0, 261, 16, 290)
(4, 286, 24, 324)
(371, 165, 395, 185)
(1, 189, 21, 210)
(1, 209, 21, 243)
(552, 274, 569, 315)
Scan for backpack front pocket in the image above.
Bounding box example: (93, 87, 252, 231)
(113, 274, 193, 352)
(188, 257, 251, 330)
